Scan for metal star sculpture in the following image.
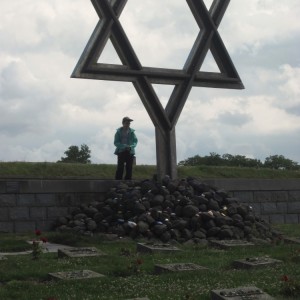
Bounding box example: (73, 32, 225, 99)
(72, 0, 244, 179)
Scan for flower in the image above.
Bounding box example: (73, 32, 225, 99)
(280, 274, 300, 297)
(35, 229, 42, 236)
(31, 230, 48, 259)
(40, 237, 48, 243)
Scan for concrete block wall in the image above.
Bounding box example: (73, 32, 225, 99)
(0, 178, 300, 233)
(0, 179, 116, 233)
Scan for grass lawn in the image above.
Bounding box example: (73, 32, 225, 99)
(1, 226, 300, 300)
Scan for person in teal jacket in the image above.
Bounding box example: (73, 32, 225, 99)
(114, 116, 138, 180)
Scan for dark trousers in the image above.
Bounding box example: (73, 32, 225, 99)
(115, 151, 134, 180)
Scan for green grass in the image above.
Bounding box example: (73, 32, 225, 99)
(0, 235, 32, 252)
(0, 161, 300, 179)
(273, 224, 300, 237)
(0, 226, 300, 299)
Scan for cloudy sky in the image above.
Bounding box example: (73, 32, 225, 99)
(1, 0, 300, 165)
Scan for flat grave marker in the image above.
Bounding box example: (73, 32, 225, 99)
(58, 247, 105, 258)
(211, 286, 274, 300)
(209, 240, 255, 250)
(233, 256, 282, 269)
(48, 270, 105, 280)
(283, 236, 300, 245)
(137, 242, 181, 254)
(0, 255, 7, 260)
(126, 298, 150, 300)
(155, 263, 208, 274)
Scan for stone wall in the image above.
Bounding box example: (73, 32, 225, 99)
(0, 178, 299, 233)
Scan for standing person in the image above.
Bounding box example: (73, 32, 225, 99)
(114, 116, 138, 180)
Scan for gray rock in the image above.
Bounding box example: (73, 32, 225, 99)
(86, 220, 97, 231)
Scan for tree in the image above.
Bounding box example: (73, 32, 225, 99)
(264, 155, 299, 170)
(58, 144, 91, 164)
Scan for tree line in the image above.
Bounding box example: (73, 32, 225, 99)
(178, 152, 300, 170)
(57, 144, 299, 171)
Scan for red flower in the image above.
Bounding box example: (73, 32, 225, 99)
(136, 258, 143, 265)
(40, 237, 48, 243)
(35, 229, 42, 236)
(281, 275, 289, 282)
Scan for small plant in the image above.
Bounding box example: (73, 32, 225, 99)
(271, 233, 284, 246)
(280, 275, 300, 297)
(120, 247, 143, 275)
(31, 230, 48, 260)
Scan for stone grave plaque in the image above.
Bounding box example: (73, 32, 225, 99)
(0, 255, 7, 261)
(211, 286, 274, 300)
(283, 237, 300, 245)
(209, 240, 255, 250)
(48, 270, 104, 280)
(155, 263, 208, 274)
(126, 298, 150, 300)
(58, 247, 105, 258)
(233, 257, 282, 269)
(137, 242, 181, 254)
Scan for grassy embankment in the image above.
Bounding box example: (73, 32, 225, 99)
(0, 161, 299, 179)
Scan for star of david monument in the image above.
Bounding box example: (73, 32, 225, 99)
(71, 0, 244, 180)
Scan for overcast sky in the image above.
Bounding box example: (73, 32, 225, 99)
(1, 0, 300, 165)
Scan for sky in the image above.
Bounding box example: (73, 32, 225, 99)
(0, 0, 300, 165)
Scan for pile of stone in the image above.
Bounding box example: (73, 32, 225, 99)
(55, 176, 279, 243)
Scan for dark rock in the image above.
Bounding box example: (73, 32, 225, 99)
(54, 177, 279, 244)
(172, 219, 188, 230)
(134, 203, 146, 215)
(152, 224, 167, 236)
(160, 231, 171, 243)
(137, 221, 149, 233)
(203, 219, 216, 230)
(219, 228, 234, 239)
(183, 205, 199, 218)
(207, 227, 221, 237)
(84, 207, 98, 217)
(181, 228, 193, 240)
(193, 230, 206, 239)
(74, 213, 87, 220)
(86, 220, 97, 231)
(150, 194, 165, 206)
(208, 199, 220, 211)
(232, 214, 243, 222)
(198, 204, 208, 212)
(56, 216, 68, 226)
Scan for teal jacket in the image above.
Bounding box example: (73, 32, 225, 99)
(114, 127, 138, 155)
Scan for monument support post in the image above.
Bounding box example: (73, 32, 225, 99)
(155, 127, 177, 180)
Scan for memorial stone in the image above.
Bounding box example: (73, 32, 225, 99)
(211, 286, 274, 300)
(155, 263, 207, 274)
(126, 298, 150, 300)
(209, 240, 255, 250)
(137, 242, 181, 254)
(58, 247, 105, 258)
(48, 270, 104, 280)
(283, 236, 300, 245)
(233, 257, 282, 269)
